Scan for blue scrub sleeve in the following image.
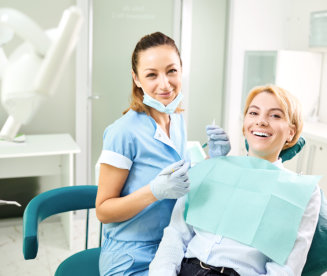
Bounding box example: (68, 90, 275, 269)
(99, 125, 136, 170)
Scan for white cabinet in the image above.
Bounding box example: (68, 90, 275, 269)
(284, 121, 327, 194)
(0, 134, 80, 249)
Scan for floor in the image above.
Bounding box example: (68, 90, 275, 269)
(0, 209, 100, 276)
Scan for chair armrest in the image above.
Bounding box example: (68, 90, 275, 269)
(23, 185, 98, 259)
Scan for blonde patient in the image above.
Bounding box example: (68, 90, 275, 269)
(243, 85, 300, 162)
(149, 85, 321, 276)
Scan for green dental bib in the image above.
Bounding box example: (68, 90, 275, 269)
(185, 156, 320, 265)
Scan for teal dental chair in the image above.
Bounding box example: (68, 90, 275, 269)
(23, 185, 101, 276)
(22, 143, 327, 276)
(23, 185, 327, 276)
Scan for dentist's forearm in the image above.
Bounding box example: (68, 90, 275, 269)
(96, 184, 157, 223)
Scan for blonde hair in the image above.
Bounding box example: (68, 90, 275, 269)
(243, 85, 303, 150)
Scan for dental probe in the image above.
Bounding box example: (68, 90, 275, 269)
(202, 119, 216, 148)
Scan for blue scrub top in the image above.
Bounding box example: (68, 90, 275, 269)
(99, 109, 187, 242)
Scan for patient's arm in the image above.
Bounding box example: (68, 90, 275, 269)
(149, 196, 195, 276)
(262, 186, 321, 276)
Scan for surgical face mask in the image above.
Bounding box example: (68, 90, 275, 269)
(142, 90, 183, 114)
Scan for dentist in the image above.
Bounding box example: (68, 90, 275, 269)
(95, 32, 230, 276)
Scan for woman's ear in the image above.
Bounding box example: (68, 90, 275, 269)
(132, 70, 141, 88)
(288, 125, 296, 142)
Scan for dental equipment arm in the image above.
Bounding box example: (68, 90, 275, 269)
(0, 7, 83, 141)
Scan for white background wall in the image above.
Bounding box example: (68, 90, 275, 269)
(224, 0, 327, 154)
(2, 0, 327, 165)
(187, 0, 228, 144)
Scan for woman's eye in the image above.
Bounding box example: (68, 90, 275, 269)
(146, 73, 156, 78)
(271, 114, 281, 119)
(249, 111, 257, 116)
(168, 69, 177, 74)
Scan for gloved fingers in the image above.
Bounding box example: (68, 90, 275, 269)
(206, 124, 222, 129)
(182, 179, 190, 187)
(206, 125, 226, 134)
(171, 161, 190, 178)
(172, 186, 190, 197)
(174, 175, 190, 188)
(206, 126, 225, 134)
(160, 159, 185, 175)
(181, 175, 190, 182)
(173, 171, 189, 180)
(171, 175, 189, 185)
(208, 133, 229, 141)
(212, 140, 231, 146)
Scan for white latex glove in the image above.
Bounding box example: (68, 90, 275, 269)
(150, 160, 190, 200)
(206, 125, 231, 158)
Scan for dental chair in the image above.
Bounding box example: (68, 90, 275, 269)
(302, 190, 327, 276)
(22, 184, 327, 276)
(22, 141, 327, 276)
(23, 185, 101, 276)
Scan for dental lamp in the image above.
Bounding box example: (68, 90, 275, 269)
(0, 6, 83, 141)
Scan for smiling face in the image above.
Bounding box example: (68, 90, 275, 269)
(132, 45, 182, 107)
(243, 91, 296, 162)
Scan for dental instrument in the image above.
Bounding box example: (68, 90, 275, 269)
(0, 199, 21, 207)
(158, 160, 186, 175)
(202, 119, 216, 148)
(150, 160, 190, 200)
(0, 6, 83, 141)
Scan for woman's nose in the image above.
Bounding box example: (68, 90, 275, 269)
(256, 119, 269, 126)
(159, 74, 170, 90)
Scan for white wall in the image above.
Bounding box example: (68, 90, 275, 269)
(320, 57, 327, 121)
(224, 0, 286, 154)
(224, 0, 327, 154)
(187, 0, 228, 145)
(284, 0, 327, 123)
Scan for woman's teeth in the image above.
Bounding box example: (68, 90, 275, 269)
(253, 131, 271, 137)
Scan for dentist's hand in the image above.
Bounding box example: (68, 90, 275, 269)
(150, 160, 190, 200)
(206, 125, 231, 158)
